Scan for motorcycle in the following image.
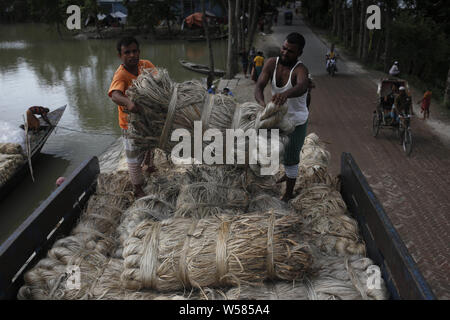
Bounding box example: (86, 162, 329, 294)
(327, 58, 337, 77)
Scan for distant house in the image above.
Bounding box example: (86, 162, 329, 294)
(97, 0, 128, 15)
(94, 0, 226, 26)
(180, 0, 225, 18)
(97, 0, 129, 25)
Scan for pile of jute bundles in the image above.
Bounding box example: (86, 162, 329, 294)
(125, 68, 293, 174)
(17, 65, 389, 299)
(17, 139, 388, 300)
(0, 143, 26, 188)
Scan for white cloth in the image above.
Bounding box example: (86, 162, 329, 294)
(271, 57, 309, 126)
(389, 65, 399, 76)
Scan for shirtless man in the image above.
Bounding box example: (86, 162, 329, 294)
(254, 32, 310, 202)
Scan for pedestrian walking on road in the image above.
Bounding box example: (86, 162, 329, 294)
(417, 89, 432, 120)
(253, 51, 265, 81)
(254, 32, 310, 202)
(240, 49, 249, 78)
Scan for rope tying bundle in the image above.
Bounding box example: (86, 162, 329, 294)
(121, 212, 313, 291)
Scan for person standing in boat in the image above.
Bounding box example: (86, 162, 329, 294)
(108, 36, 156, 199)
(254, 32, 310, 202)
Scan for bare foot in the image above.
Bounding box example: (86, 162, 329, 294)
(280, 193, 295, 203)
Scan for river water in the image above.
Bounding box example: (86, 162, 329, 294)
(0, 23, 227, 243)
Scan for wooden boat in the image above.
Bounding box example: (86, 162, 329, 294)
(0, 105, 66, 201)
(186, 34, 228, 42)
(179, 59, 225, 77)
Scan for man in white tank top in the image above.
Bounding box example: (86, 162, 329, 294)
(254, 32, 310, 202)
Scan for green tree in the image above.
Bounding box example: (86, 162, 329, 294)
(124, 0, 179, 37)
(27, 0, 84, 37)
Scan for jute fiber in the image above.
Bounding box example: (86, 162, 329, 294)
(121, 212, 313, 291)
(291, 184, 366, 256)
(0, 142, 24, 155)
(125, 68, 294, 172)
(17, 172, 133, 299)
(220, 254, 388, 300)
(18, 132, 389, 300)
(0, 153, 26, 187)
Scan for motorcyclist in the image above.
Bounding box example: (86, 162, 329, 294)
(326, 44, 338, 72)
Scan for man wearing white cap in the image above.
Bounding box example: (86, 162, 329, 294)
(391, 86, 411, 124)
(389, 61, 400, 77)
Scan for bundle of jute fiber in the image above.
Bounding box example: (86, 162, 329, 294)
(221, 255, 388, 300)
(301, 210, 366, 257)
(117, 194, 175, 246)
(125, 68, 294, 169)
(0, 153, 26, 187)
(125, 68, 232, 152)
(174, 182, 249, 218)
(18, 236, 112, 300)
(0, 142, 24, 155)
(295, 133, 336, 191)
(18, 172, 133, 300)
(290, 183, 365, 256)
(291, 183, 347, 214)
(91, 258, 202, 300)
(248, 194, 292, 214)
(309, 253, 389, 300)
(121, 211, 313, 291)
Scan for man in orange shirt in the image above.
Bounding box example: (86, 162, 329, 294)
(108, 37, 155, 199)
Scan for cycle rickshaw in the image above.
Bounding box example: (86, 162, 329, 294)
(372, 78, 413, 156)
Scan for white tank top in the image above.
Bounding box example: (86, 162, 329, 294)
(271, 57, 309, 126)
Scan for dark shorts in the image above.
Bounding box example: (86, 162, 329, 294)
(283, 121, 308, 166)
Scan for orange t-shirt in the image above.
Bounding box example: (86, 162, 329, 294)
(108, 59, 155, 129)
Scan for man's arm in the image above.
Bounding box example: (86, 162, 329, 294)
(254, 57, 276, 107)
(41, 113, 53, 126)
(271, 64, 309, 106)
(110, 90, 141, 113)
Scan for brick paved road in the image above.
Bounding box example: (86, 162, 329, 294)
(262, 11, 450, 299)
(309, 74, 450, 299)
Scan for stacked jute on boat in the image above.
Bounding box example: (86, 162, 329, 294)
(0, 143, 26, 188)
(18, 131, 389, 300)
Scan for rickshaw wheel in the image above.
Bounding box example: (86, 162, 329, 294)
(403, 128, 412, 156)
(372, 113, 380, 137)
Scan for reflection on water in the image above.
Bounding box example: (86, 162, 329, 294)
(0, 23, 228, 242)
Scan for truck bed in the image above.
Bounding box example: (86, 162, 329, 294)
(0, 153, 436, 299)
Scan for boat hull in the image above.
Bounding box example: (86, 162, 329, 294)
(179, 59, 225, 77)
